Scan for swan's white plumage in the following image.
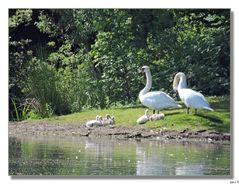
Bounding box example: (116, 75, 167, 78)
(139, 66, 181, 111)
(140, 91, 180, 109)
(173, 72, 213, 112)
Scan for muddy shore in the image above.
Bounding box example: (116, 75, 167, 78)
(9, 121, 230, 142)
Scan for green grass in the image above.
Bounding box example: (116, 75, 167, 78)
(29, 96, 230, 133)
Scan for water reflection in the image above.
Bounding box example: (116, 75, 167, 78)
(9, 136, 230, 176)
(135, 140, 230, 176)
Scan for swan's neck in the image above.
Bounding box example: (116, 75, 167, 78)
(178, 75, 187, 90)
(139, 70, 152, 96)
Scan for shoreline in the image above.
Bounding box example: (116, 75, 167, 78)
(9, 121, 230, 142)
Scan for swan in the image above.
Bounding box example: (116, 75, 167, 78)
(173, 72, 214, 114)
(137, 109, 149, 124)
(102, 114, 115, 125)
(139, 66, 181, 114)
(149, 113, 165, 121)
(86, 115, 103, 128)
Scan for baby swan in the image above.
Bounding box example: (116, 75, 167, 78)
(149, 113, 165, 121)
(86, 115, 103, 128)
(137, 109, 149, 124)
(102, 114, 115, 126)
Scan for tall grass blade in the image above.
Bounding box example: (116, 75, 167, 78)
(11, 98, 20, 122)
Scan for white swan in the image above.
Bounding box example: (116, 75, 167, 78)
(173, 72, 214, 114)
(137, 109, 149, 124)
(139, 66, 181, 113)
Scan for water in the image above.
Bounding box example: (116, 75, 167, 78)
(9, 136, 230, 176)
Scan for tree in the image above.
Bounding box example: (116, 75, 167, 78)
(9, 9, 230, 120)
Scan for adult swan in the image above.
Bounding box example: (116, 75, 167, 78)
(173, 72, 214, 114)
(139, 66, 181, 114)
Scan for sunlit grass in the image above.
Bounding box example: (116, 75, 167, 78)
(30, 96, 230, 133)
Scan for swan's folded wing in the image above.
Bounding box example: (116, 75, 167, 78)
(141, 91, 178, 109)
(179, 89, 211, 108)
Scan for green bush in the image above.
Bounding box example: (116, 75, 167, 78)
(9, 9, 230, 120)
(25, 57, 104, 118)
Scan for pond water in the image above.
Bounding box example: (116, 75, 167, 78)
(9, 136, 230, 176)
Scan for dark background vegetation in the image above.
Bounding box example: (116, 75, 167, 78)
(9, 9, 230, 120)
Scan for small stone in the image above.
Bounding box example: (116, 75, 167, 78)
(208, 138, 213, 142)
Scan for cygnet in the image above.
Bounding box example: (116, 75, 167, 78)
(149, 113, 165, 121)
(137, 109, 149, 124)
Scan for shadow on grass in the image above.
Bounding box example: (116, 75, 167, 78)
(195, 113, 230, 132)
(195, 113, 223, 124)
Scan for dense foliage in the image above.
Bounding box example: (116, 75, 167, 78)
(9, 9, 230, 120)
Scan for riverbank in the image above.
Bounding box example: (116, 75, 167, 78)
(9, 121, 230, 142)
(9, 96, 230, 142)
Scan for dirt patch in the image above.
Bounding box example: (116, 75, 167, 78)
(8, 121, 230, 142)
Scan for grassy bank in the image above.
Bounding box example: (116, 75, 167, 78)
(29, 96, 230, 133)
